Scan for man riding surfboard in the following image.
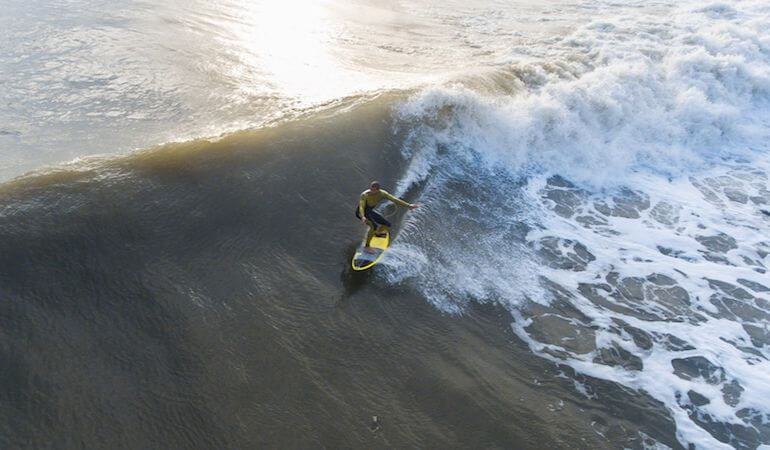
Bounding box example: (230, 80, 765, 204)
(355, 181, 418, 248)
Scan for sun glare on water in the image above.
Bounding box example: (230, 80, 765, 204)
(223, 0, 355, 103)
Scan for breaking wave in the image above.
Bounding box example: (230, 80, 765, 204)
(384, 1, 770, 447)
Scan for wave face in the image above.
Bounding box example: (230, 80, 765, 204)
(384, 1, 770, 448)
(2, 95, 688, 449)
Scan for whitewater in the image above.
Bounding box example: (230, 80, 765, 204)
(1, 0, 769, 448)
(383, 1, 770, 447)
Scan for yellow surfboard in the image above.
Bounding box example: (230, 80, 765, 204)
(351, 229, 390, 271)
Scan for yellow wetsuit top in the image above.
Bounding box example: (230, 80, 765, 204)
(358, 189, 410, 218)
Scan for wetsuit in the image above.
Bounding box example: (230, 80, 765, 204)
(355, 189, 410, 231)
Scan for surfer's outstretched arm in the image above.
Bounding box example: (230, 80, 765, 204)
(382, 190, 418, 209)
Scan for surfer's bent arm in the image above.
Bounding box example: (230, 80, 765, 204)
(358, 194, 367, 219)
(382, 191, 411, 208)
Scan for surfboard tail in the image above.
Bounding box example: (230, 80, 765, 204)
(351, 230, 390, 271)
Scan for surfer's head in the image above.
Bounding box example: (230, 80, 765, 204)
(370, 181, 380, 192)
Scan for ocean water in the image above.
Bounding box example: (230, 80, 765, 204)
(1, 0, 769, 448)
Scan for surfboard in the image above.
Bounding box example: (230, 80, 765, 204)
(351, 229, 390, 271)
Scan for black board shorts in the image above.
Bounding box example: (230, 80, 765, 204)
(355, 206, 391, 228)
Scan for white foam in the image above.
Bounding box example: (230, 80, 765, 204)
(389, 0, 770, 447)
(394, 0, 770, 189)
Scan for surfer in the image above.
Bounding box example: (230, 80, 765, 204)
(356, 181, 417, 246)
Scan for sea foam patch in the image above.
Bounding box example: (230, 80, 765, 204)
(520, 167, 770, 448)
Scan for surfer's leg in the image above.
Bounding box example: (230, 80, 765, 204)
(363, 207, 389, 234)
(357, 207, 377, 246)
(356, 206, 377, 233)
(366, 211, 390, 236)
(366, 210, 390, 228)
